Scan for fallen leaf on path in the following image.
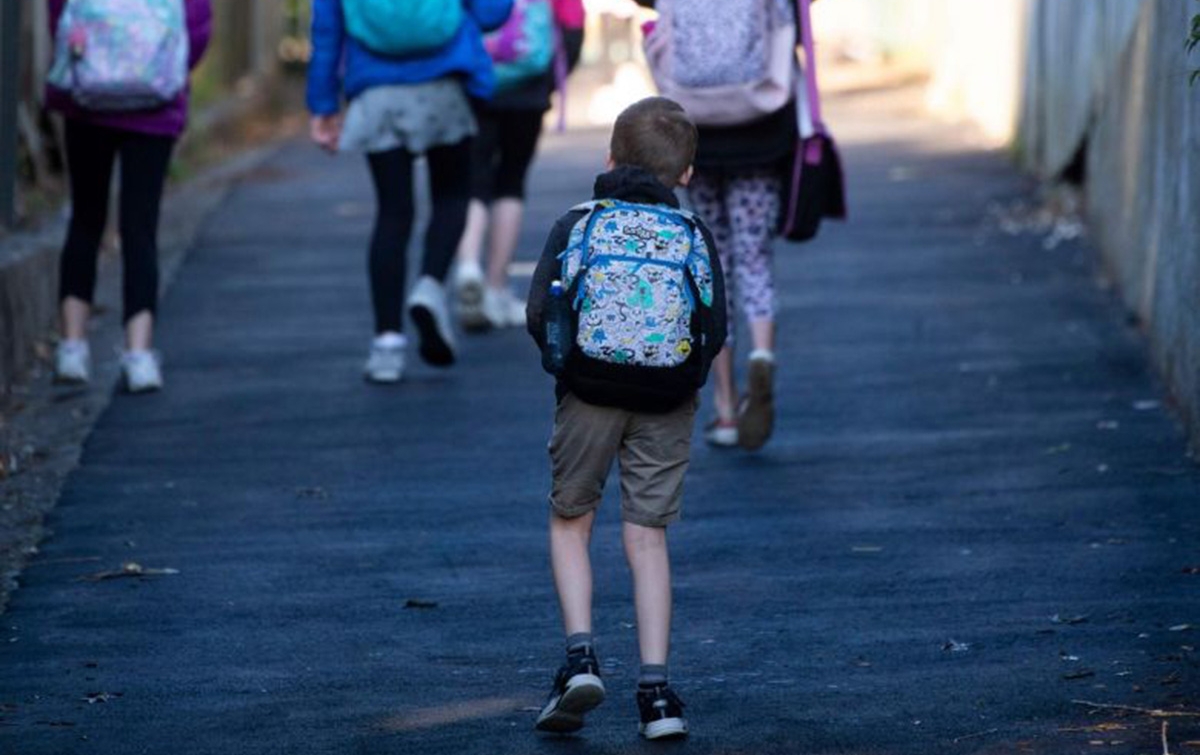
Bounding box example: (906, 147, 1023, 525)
(82, 692, 121, 704)
(1063, 669, 1096, 680)
(1059, 722, 1128, 733)
(1053, 614, 1090, 625)
(78, 562, 178, 582)
(404, 599, 437, 609)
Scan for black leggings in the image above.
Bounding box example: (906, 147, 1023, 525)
(469, 107, 545, 203)
(366, 138, 472, 334)
(59, 119, 175, 323)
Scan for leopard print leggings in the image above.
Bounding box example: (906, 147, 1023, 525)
(687, 168, 781, 333)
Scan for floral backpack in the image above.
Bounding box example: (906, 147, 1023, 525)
(48, 0, 189, 112)
(643, 0, 796, 127)
(558, 200, 716, 398)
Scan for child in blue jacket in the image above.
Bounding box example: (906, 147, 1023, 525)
(307, 0, 512, 382)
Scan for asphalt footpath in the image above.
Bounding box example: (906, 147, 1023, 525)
(1, 87, 1198, 755)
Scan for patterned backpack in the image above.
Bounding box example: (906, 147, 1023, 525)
(558, 200, 716, 400)
(342, 0, 463, 58)
(485, 0, 556, 91)
(48, 0, 189, 112)
(643, 0, 796, 127)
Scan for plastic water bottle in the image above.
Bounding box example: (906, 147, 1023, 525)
(543, 279, 572, 375)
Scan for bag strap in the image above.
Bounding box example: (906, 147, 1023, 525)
(553, 25, 568, 132)
(797, 0, 824, 132)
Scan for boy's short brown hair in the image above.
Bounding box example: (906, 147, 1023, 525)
(609, 97, 698, 187)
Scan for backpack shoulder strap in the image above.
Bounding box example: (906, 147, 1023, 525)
(559, 200, 612, 289)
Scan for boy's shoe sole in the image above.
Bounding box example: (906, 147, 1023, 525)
(737, 357, 775, 450)
(410, 304, 456, 367)
(535, 673, 606, 733)
(640, 716, 689, 740)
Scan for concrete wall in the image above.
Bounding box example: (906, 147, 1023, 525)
(1017, 0, 1144, 176)
(1081, 0, 1200, 444)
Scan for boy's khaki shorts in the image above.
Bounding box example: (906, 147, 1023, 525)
(548, 392, 698, 527)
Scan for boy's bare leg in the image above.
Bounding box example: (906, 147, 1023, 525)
(550, 510, 595, 635)
(623, 521, 671, 665)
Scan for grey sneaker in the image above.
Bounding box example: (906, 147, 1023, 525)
(483, 287, 527, 329)
(55, 339, 91, 384)
(407, 276, 456, 367)
(121, 350, 163, 394)
(455, 261, 488, 332)
(364, 333, 406, 383)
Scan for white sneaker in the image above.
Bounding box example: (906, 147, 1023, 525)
(454, 261, 488, 331)
(121, 350, 163, 394)
(483, 287, 527, 329)
(364, 332, 406, 383)
(55, 339, 91, 384)
(703, 419, 739, 448)
(407, 276, 457, 367)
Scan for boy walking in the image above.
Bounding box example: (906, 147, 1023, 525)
(526, 97, 727, 739)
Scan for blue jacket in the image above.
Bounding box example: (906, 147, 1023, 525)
(307, 0, 513, 115)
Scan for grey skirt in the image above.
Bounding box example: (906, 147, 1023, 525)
(339, 78, 477, 154)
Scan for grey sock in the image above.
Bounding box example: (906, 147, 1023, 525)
(566, 632, 594, 654)
(638, 664, 668, 686)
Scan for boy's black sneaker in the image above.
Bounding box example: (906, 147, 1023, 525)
(637, 683, 688, 740)
(534, 649, 606, 733)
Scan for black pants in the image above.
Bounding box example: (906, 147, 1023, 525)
(469, 107, 545, 203)
(60, 119, 175, 323)
(366, 138, 472, 334)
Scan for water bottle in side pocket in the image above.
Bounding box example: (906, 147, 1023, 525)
(542, 279, 573, 375)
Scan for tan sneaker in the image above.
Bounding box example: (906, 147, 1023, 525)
(737, 350, 775, 450)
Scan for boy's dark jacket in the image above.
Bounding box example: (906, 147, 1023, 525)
(526, 165, 728, 412)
